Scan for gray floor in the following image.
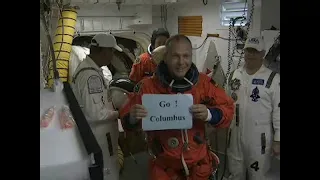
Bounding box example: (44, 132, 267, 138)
(120, 152, 149, 180)
(119, 152, 280, 180)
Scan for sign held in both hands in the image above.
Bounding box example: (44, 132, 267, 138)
(142, 94, 194, 131)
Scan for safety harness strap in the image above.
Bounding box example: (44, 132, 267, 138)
(265, 71, 277, 89)
(63, 82, 104, 180)
(228, 70, 235, 85)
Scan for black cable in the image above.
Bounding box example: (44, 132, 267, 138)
(223, 19, 234, 88)
(236, 0, 255, 69)
(227, 0, 256, 79)
(46, 0, 67, 84)
(220, 2, 256, 179)
(160, 5, 164, 29)
(203, 0, 208, 5)
(40, 0, 59, 81)
(192, 37, 208, 49)
(220, 20, 235, 180)
(164, 5, 168, 30)
(244, 0, 255, 38)
(239, 0, 248, 28)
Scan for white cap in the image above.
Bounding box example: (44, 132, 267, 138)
(244, 36, 265, 51)
(91, 34, 123, 52)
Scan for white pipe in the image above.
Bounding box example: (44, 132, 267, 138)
(77, 15, 135, 18)
(74, 0, 177, 5)
(77, 15, 164, 18)
(77, 29, 134, 35)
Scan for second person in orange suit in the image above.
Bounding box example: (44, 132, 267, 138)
(121, 35, 235, 180)
(129, 28, 170, 83)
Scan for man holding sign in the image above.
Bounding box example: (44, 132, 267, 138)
(141, 94, 194, 131)
(120, 35, 235, 180)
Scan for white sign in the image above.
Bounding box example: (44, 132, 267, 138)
(142, 94, 194, 131)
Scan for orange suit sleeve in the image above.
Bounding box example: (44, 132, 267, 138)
(203, 76, 235, 128)
(119, 81, 144, 131)
(129, 56, 144, 83)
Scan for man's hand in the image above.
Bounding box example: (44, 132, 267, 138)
(106, 110, 119, 121)
(272, 141, 280, 156)
(130, 104, 148, 121)
(190, 104, 208, 121)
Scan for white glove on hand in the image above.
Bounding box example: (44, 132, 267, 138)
(151, 45, 166, 65)
(106, 110, 119, 121)
(105, 102, 119, 121)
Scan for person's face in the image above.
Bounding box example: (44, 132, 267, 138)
(165, 40, 192, 79)
(154, 35, 168, 49)
(244, 48, 264, 69)
(100, 47, 114, 66)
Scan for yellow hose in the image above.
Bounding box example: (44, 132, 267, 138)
(47, 8, 126, 173)
(48, 8, 77, 88)
(118, 145, 124, 173)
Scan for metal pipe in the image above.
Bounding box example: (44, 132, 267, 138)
(77, 30, 151, 39)
(77, 29, 133, 34)
(77, 15, 135, 18)
(76, 15, 163, 18)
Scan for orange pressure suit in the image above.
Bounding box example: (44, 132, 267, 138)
(120, 62, 235, 180)
(129, 52, 157, 83)
(130, 28, 170, 83)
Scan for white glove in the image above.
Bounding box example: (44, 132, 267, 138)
(151, 45, 166, 65)
(105, 102, 119, 121)
(106, 110, 119, 122)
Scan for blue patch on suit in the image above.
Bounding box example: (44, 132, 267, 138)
(250, 87, 260, 102)
(252, 79, 265, 85)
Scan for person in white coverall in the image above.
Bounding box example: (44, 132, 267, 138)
(225, 36, 280, 180)
(72, 33, 122, 180)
